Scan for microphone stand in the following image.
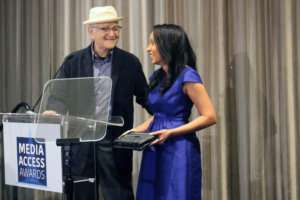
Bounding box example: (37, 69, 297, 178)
(0, 102, 32, 131)
(31, 55, 71, 112)
(0, 61, 63, 130)
(56, 138, 80, 200)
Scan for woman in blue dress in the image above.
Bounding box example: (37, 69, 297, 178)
(132, 24, 217, 200)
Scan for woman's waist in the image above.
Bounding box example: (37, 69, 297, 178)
(153, 113, 189, 122)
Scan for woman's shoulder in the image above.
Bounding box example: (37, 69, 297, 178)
(181, 66, 203, 84)
(149, 68, 161, 81)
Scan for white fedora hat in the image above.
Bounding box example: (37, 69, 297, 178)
(83, 6, 123, 25)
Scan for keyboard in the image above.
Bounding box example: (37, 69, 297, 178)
(113, 131, 157, 151)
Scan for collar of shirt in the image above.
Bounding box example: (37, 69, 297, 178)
(91, 42, 113, 78)
(91, 42, 113, 63)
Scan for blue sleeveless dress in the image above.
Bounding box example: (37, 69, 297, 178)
(136, 66, 203, 200)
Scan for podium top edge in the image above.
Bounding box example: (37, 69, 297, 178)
(0, 113, 124, 127)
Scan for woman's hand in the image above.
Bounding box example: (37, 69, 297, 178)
(149, 129, 172, 146)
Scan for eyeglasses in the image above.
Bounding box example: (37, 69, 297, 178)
(91, 25, 122, 33)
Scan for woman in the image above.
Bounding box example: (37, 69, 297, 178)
(133, 24, 217, 200)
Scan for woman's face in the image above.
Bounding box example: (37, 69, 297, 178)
(147, 32, 165, 66)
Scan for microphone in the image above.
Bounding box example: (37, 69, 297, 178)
(0, 54, 74, 132)
(0, 102, 32, 132)
(31, 54, 74, 112)
(11, 102, 31, 113)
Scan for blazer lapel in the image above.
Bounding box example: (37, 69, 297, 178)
(82, 44, 94, 77)
(111, 47, 123, 95)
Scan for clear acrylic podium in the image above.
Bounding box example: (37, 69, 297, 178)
(1, 77, 123, 200)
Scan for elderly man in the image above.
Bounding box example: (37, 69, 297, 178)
(51, 6, 151, 200)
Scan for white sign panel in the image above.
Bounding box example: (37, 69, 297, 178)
(3, 122, 62, 193)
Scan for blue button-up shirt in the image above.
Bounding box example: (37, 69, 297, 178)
(91, 43, 113, 78)
(91, 42, 113, 120)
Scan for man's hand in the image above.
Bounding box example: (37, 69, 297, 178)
(117, 129, 135, 138)
(42, 110, 57, 115)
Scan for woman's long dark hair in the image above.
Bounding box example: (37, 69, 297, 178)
(148, 24, 197, 94)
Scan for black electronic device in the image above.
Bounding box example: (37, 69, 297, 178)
(113, 131, 157, 151)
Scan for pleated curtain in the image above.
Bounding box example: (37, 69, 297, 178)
(0, 0, 299, 199)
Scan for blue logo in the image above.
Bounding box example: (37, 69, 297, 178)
(17, 137, 47, 186)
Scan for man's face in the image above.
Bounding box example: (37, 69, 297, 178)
(88, 22, 121, 53)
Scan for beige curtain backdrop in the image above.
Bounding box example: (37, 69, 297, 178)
(1, 0, 299, 199)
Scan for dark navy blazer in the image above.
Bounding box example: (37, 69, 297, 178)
(50, 44, 151, 174)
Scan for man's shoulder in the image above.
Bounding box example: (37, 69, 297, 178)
(63, 45, 91, 63)
(114, 47, 139, 61)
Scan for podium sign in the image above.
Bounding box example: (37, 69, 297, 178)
(3, 122, 62, 193)
(1, 77, 124, 198)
